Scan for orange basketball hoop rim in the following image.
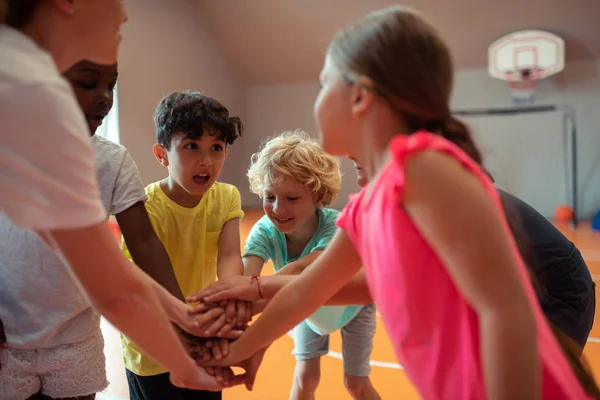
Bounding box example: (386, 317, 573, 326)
(505, 67, 543, 101)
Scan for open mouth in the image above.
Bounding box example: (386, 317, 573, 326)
(193, 174, 210, 184)
(87, 114, 107, 127)
(273, 216, 293, 224)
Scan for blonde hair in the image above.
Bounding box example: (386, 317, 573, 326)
(247, 130, 341, 206)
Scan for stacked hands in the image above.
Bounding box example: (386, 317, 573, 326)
(173, 276, 268, 391)
(0, 278, 264, 388)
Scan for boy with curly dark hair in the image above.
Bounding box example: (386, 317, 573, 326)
(121, 91, 250, 400)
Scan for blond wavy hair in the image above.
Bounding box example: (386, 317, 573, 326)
(247, 130, 341, 206)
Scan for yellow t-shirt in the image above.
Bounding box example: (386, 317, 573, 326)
(120, 181, 244, 376)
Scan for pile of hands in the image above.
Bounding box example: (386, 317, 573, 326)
(172, 279, 268, 392)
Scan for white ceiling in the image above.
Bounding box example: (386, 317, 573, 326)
(195, 0, 600, 85)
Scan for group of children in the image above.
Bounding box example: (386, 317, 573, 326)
(0, 58, 381, 399)
(188, 5, 598, 400)
(1, 4, 598, 400)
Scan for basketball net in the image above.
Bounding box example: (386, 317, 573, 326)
(505, 68, 542, 104)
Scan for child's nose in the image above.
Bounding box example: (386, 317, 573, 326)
(96, 90, 113, 107)
(198, 152, 212, 166)
(273, 200, 284, 214)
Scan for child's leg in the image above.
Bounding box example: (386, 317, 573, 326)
(290, 359, 321, 400)
(290, 321, 328, 400)
(341, 304, 381, 400)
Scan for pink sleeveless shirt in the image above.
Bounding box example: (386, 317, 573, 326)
(336, 132, 588, 399)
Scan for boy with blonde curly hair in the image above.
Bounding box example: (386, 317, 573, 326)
(242, 130, 380, 400)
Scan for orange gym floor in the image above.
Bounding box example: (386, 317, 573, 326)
(99, 210, 600, 400)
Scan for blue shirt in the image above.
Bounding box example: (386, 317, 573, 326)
(244, 207, 362, 335)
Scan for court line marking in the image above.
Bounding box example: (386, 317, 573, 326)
(582, 250, 600, 261)
(329, 333, 600, 370)
(327, 350, 403, 369)
(328, 337, 600, 371)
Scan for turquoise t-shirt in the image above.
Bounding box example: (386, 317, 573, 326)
(243, 207, 362, 335)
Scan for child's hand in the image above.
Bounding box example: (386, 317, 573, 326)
(193, 303, 238, 339)
(205, 366, 247, 388)
(172, 324, 211, 362)
(185, 336, 231, 364)
(201, 344, 269, 392)
(206, 299, 237, 338)
(200, 337, 254, 369)
(187, 303, 224, 334)
(202, 306, 231, 337)
(204, 338, 230, 361)
(213, 299, 253, 336)
(186, 276, 263, 303)
(183, 303, 243, 339)
(239, 347, 268, 391)
(225, 299, 236, 326)
(170, 365, 226, 391)
(177, 302, 224, 338)
(235, 300, 252, 328)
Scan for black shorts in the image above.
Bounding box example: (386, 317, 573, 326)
(126, 369, 222, 400)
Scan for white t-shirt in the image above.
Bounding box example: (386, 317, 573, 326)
(0, 135, 147, 348)
(0, 25, 106, 230)
(93, 134, 148, 214)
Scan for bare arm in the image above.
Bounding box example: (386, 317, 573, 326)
(403, 151, 538, 400)
(48, 222, 212, 387)
(185, 256, 266, 304)
(217, 218, 244, 279)
(277, 250, 322, 275)
(117, 202, 184, 301)
(117, 203, 215, 337)
(251, 270, 370, 314)
(242, 255, 265, 276)
(190, 265, 370, 306)
(193, 250, 317, 304)
(217, 218, 246, 328)
(212, 230, 362, 364)
(324, 269, 372, 305)
(249, 299, 270, 315)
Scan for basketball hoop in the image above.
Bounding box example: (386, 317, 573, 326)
(505, 67, 543, 104)
(488, 30, 564, 105)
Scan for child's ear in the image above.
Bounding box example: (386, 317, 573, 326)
(153, 143, 168, 167)
(313, 191, 325, 207)
(53, 0, 76, 16)
(351, 77, 375, 119)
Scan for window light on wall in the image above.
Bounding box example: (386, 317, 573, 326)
(96, 86, 120, 144)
